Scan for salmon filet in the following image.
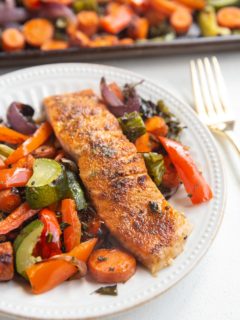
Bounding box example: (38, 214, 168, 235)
(44, 90, 191, 273)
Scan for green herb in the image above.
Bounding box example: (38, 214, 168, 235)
(60, 222, 71, 231)
(143, 153, 165, 186)
(119, 111, 146, 142)
(97, 256, 108, 262)
(46, 233, 53, 243)
(93, 285, 118, 296)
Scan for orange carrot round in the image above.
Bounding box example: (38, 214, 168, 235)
(2, 28, 25, 52)
(145, 116, 168, 137)
(150, 0, 177, 16)
(217, 7, 240, 29)
(77, 11, 99, 37)
(170, 9, 193, 34)
(41, 40, 68, 51)
(88, 248, 136, 283)
(23, 19, 54, 47)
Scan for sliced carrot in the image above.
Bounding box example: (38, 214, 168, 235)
(11, 154, 35, 170)
(0, 202, 38, 235)
(5, 122, 52, 166)
(61, 199, 81, 252)
(170, 8, 193, 33)
(135, 132, 159, 152)
(108, 82, 124, 102)
(0, 189, 21, 213)
(100, 5, 133, 34)
(2, 28, 25, 52)
(0, 167, 32, 190)
(145, 116, 168, 137)
(26, 238, 97, 294)
(88, 248, 136, 283)
(0, 127, 28, 144)
(23, 19, 54, 47)
(150, 0, 177, 16)
(77, 11, 99, 37)
(175, 0, 205, 10)
(128, 16, 149, 39)
(23, 0, 41, 10)
(41, 40, 68, 51)
(217, 7, 240, 29)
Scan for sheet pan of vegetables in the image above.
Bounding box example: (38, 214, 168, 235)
(0, 78, 212, 295)
(0, 0, 240, 66)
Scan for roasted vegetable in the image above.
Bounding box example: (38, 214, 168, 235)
(66, 170, 87, 211)
(119, 111, 146, 142)
(38, 209, 62, 259)
(14, 219, 44, 278)
(5, 122, 53, 165)
(0, 167, 32, 190)
(26, 158, 68, 209)
(26, 238, 97, 294)
(72, 0, 98, 13)
(88, 248, 136, 283)
(0, 127, 28, 145)
(0, 242, 14, 281)
(7, 102, 37, 135)
(198, 6, 231, 36)
(0, 202, 38, 235)
(61, 199, 81, 252)
(207, 0, 240, 9)
(159, 137, 213, 204)
(143, 152, 165, 186)
(0, 144, 14, 158)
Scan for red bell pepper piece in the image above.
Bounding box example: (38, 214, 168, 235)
(5, 122, 52, 165)
(159, 137, 213, 204)
(0, 126, 28, 144)
(0, 202, 38, 235)
(61, 199, 81, 252)
(0, 167, 32, 190)
(38, 208, 62, 259)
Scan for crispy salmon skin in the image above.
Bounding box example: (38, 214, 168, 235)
(44, 90, 191, 273)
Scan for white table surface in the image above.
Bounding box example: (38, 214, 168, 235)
(0, 50, 239, 320)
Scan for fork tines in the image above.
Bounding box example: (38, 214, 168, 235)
(190, 56, 233, 126)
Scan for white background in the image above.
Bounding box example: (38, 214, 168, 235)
(0, 50, 239, 320)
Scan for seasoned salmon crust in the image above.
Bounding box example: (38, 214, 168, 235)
(44, 89, 192, 274)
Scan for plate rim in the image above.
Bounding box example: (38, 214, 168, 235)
(0, 63, 226, 320)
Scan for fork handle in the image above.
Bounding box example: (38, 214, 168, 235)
(224, 130, 240, 155)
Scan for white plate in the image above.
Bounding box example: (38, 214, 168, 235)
(0, 63, 225, 320)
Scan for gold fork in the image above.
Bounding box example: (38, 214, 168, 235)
(190, 56, 240, 155)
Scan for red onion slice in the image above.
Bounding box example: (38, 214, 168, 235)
(0, 5, 28, 24)
(7, 102, 37, 135)
(37, 3, 76, 22)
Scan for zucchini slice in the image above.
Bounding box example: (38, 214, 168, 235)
(26, 158, 68, 209)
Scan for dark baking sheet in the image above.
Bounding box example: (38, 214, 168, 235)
(0, 35, 240, 67)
